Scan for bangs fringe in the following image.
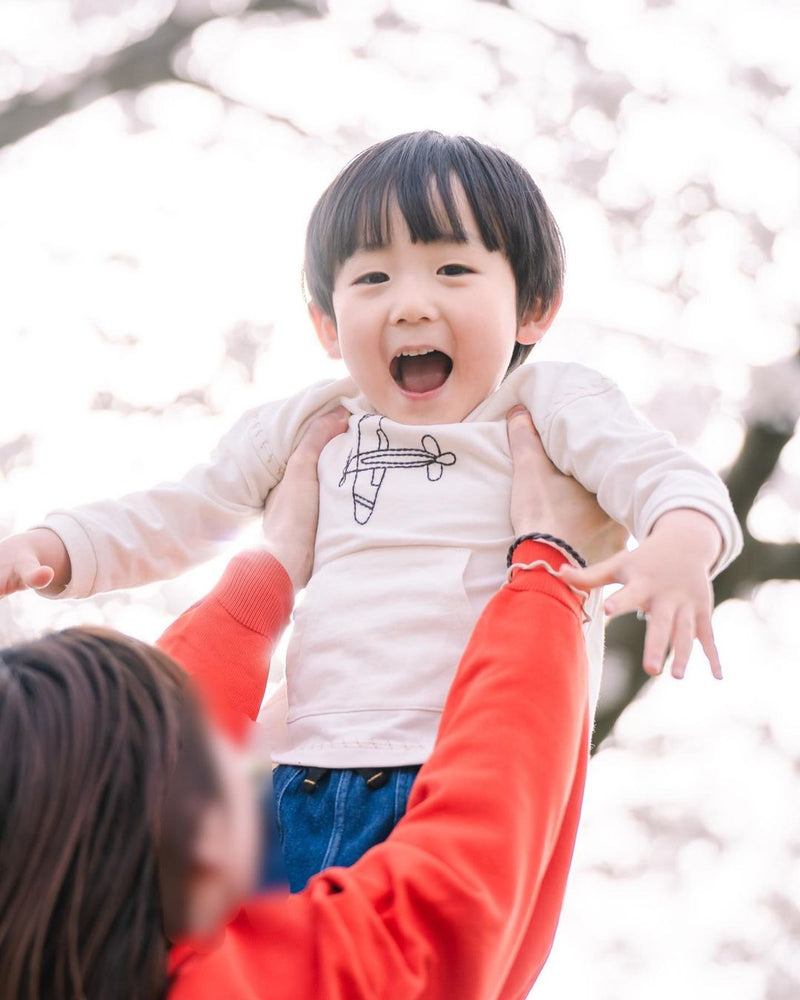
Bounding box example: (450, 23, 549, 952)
(340, 140, 506, 258)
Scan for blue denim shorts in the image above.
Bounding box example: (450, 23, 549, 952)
(266, 763, 421, 893)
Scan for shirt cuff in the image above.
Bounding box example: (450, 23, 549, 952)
(211, 549, 294, 636)
(33, 513, 98, 599)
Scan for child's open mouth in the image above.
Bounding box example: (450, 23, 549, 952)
(390, 349, 453, 395)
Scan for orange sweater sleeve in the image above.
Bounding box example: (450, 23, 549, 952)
(168, 539, 589, 1000)
(157, 549, 294, 741)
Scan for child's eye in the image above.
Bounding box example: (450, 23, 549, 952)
(438, 264, 473, 276)
(354, 271, 389, 285)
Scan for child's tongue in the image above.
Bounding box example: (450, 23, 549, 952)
(396, 351, 451, 394)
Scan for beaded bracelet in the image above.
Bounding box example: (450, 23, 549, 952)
(506, 532, 587, 570)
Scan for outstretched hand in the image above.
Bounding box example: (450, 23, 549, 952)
(560, 508, 724, 680)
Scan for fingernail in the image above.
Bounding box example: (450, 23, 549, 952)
(507, 405, 528, 420)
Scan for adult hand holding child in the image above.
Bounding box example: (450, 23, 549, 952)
(506, 405, 628, 567)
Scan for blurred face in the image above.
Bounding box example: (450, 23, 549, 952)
(313, 185, 557, 425)
(181, 730, 261, 938)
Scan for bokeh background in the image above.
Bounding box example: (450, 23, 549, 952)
(1, 1, 799, 996)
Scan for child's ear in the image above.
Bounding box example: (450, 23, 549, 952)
(516, 288, 563, 346)
(309, 303, 342, 360)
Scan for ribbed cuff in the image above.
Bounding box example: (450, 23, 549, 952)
(507, 541, 584, 613)
(511, 539, 570, 573)
(212, 550, 294, 635)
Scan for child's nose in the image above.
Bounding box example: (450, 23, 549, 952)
(389, 277, 439, 326)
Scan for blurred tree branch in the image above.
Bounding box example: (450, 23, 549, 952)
(0, 0, 323, 150)
(594, 351, 800, 751)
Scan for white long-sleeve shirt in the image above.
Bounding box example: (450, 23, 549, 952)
(42, 362, 742, 766)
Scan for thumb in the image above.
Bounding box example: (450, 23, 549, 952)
(559, 552, 625, 591)
(20, 559, 55, 590)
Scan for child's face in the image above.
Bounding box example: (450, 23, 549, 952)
(313, 186, 557, 424)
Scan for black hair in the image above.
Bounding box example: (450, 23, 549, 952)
(303, 130, 565, 372)
(0, 627, 220, 1000)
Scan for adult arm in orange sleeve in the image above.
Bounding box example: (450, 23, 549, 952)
(157, 549, 293, 742)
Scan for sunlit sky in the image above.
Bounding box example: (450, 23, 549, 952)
(1, 1, 799, 996)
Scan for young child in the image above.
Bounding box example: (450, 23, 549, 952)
(0, 131, 741, 891)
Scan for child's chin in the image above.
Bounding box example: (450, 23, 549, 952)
(384, 391, 470, 425)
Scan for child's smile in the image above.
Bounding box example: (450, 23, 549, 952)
(313, 185, 551, 425)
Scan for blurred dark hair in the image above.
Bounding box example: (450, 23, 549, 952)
(0, 627, 220, 1000)
(303, 130, 565, 373)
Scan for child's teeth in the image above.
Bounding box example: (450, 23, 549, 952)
(399, 349, 434, 357)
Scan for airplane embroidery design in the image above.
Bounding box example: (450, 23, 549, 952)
(339, 414, 457, 524)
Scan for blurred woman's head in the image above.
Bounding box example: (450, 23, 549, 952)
(0, 627, 260, 1000)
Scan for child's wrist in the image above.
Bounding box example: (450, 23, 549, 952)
(649, 509, 723, 571)
(28, 527, 71, 593)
